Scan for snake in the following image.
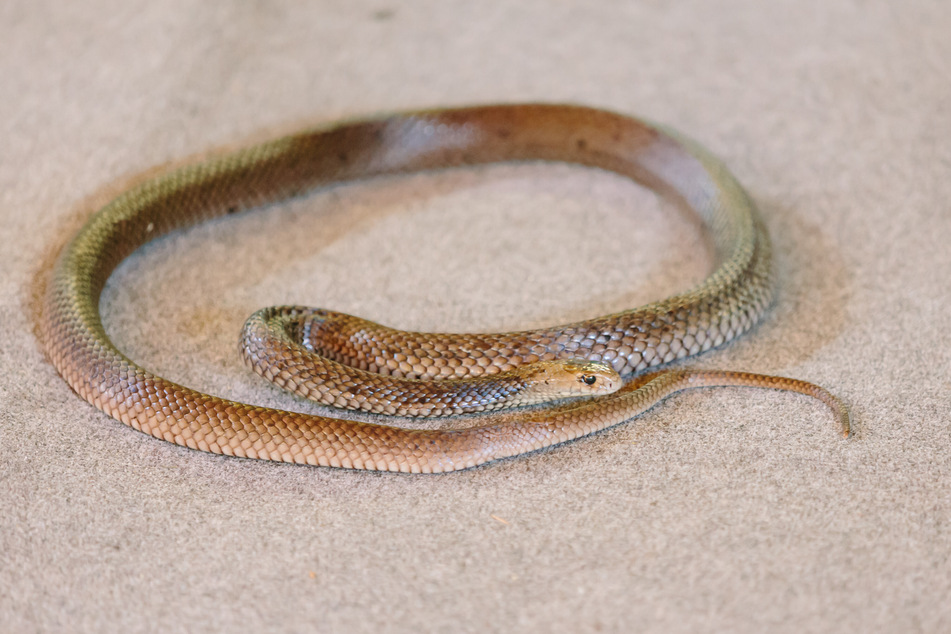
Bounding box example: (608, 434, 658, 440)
(40, 104, 850, 473)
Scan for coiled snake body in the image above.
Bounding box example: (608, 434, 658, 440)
(41, 104, 849, 473)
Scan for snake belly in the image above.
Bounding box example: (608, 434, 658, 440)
(41, 104, 777, 472)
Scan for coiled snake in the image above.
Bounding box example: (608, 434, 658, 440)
(40, 104, 849, 473)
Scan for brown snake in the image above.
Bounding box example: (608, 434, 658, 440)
(41, 104, 850, 473)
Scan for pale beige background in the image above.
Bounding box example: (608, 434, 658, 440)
(2, 1, 949, 632)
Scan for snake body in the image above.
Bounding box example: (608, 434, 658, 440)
(239, 306, 623, 417)
(41, 104, 848, 473)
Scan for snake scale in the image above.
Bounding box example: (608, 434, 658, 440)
(41, 104, 849, 473)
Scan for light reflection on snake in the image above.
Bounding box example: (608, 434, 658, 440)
(40, 104, 850, 473)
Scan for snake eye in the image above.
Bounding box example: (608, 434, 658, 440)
(580, 375, 597, 386)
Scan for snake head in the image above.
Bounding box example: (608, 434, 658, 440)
(526, 359, 622, 399)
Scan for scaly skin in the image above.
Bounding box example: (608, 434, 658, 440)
(40, 104, 849, 473)
(240, 305, 623, 417)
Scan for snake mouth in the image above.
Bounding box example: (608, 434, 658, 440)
(555, 359, 622, 396)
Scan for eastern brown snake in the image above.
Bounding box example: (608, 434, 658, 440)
(41, 104, 850, 472)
